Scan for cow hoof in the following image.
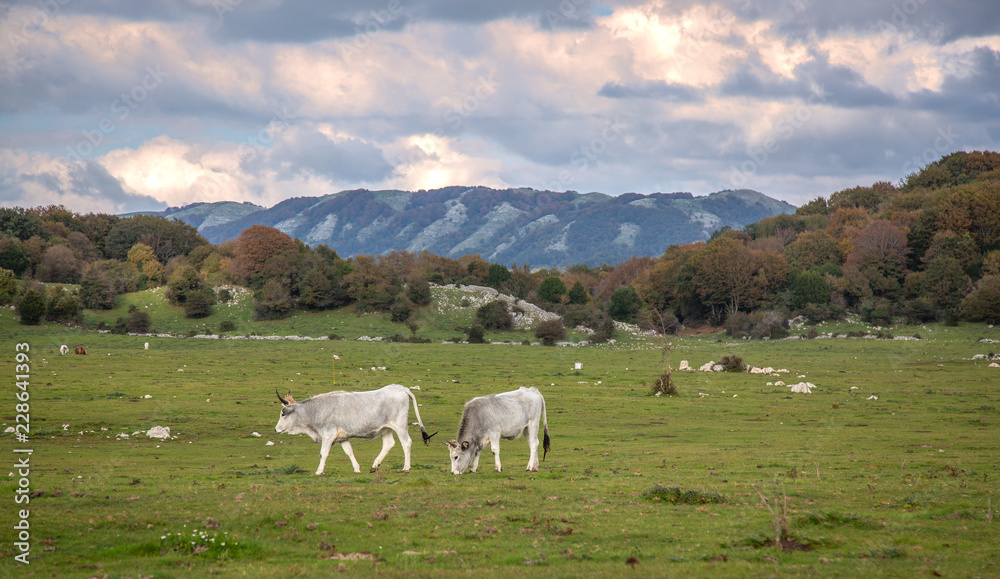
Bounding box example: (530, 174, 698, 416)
(315, 471, 323, 476)
(494, 467, 502, 473)
(370, 467, 378, 473)
(402, 469, 410, 474)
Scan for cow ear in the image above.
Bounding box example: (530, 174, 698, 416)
(461, 441, 470, 451)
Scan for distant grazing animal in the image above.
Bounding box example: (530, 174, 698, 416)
(446, 386, 550, 475)
(60, 345, 69, 355)
(275, 384, 436, 475)
(75, 346, 87, 355)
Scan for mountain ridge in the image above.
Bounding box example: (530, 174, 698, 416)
(140, 187, 795, 267)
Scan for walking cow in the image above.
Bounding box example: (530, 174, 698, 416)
(446, 386, 550, 475)
(275, 384, 436, 475)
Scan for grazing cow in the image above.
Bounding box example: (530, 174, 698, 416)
(60, 345, 69, 355)
(75, 346, 87, 355)
(446, 386, 550, 475)
(275, 384, 436, 475)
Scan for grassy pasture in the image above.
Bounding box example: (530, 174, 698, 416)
(1, 305, 999, 577)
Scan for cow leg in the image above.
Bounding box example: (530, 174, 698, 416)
(471, 449, 482, 473)
(316, 436, 335, 475)
(491, 433, 503, 472)
(340, 440, 362, 474)
(371, 429, 396, 472)
(395, 426, 413, 473)
(526, 422, 540, 471)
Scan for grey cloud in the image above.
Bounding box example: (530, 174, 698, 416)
(266, 128, 394, 183)
(597, 81, 701, 102)
(906, 46, 1000, 119)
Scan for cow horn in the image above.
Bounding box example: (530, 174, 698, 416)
(422, 430, 438, 445)
(276, 389, 289, 405)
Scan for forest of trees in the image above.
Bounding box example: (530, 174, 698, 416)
(2, 150, 999, 338)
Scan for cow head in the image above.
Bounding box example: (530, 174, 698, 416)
(274, 390, 299, 434)
(445, 439, 476, 475)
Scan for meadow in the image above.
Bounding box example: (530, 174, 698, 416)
(1, 289, 999, 578)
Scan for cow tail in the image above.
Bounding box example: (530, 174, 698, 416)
(541, 393, 551, 461)
(408, 389, 438, 445)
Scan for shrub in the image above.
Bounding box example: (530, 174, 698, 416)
(219, 320, 237, 333)
(254, 280, 292, 321)
(726, 311, 789, 339)
(860, 298, 894, 326)
(902, 298, 937, 324)
(45, 287, 82, 324)
(17, 289, 45, 325)
(476, 300, 513, 331)
(719, 355, 745, 372)
(0, 267, 17, 306)
(183, 288, 215, 318)
(652, 371, 677, 396)
(534, 319, 566, 346)
(80, 267, 117, 310)
(538, 276, 567, 303)
(608, 286, 642, 322)
(390, 300, 412, 323)
(112, 307, 151, 334)
(591, 317, 616, 343)
(217, 288, 233, 303)
(466, 325, 486, 344)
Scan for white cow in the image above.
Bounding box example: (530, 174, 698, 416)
(275, 384, 436, 475)
(446, 386, 550, 475)
(60, 345, 69, 355)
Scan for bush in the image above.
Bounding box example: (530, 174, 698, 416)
(860, 298, 894, 326)
(0, 267, 17, 306)
(45, 288, 82, 324)
(217, 288, 233, 303)
(902, 298, 938, 324)
(466, 325, 486, 344)
(591, 317, 616, 343)
(183, 288, 215, 319)
(719, 355, 745, 372)
(538, 276, 567, 303)
(112, 307, 151, 334)
(390, 300, 412, 323)
(254, 280, 292, 321)
(534, 319, 566, 346)
(80, 267, 117, 310)
(608, 286, 642, 322)
(476, 300, 513, 331)
(17, 289, 45, 325)
(219, 320, 237, 333)
(725, 311, 789, 339)
(652, 371, 677, 396)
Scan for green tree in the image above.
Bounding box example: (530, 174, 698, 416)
(344, 255, 400, 312)
(484, 264, 512, 290)
(534, 319, 566, 346)
(254, 279, 292, 320)
(537, 276, 567, 303)
(609, 286, 643, 322)
(790, 271, 831, 309)
(79, 267, 117, 309)
(183, 288, 216, 319)
(476, 300, 513, 330)
(17, 289, 45, 325)
(0, 268, 17, 305)
(0, 239, 31, 276)
(921, 256, 970, 311)
(166, 265, 205, 306)
(567, 281, 589, 305)
(961, 275, 1000, 324)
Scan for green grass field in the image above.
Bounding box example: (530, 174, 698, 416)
(2, 291, 999, 577)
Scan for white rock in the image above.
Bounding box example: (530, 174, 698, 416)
(788, 382, 815, 393)
(266, 441, 275, 446)
(251, 431, 262, 437)
(146, 426, 171, 439)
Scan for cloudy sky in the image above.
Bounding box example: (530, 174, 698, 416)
(1, 0, 998, 215)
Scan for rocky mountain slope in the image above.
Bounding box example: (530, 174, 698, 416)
(148, 187, 795, 267)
